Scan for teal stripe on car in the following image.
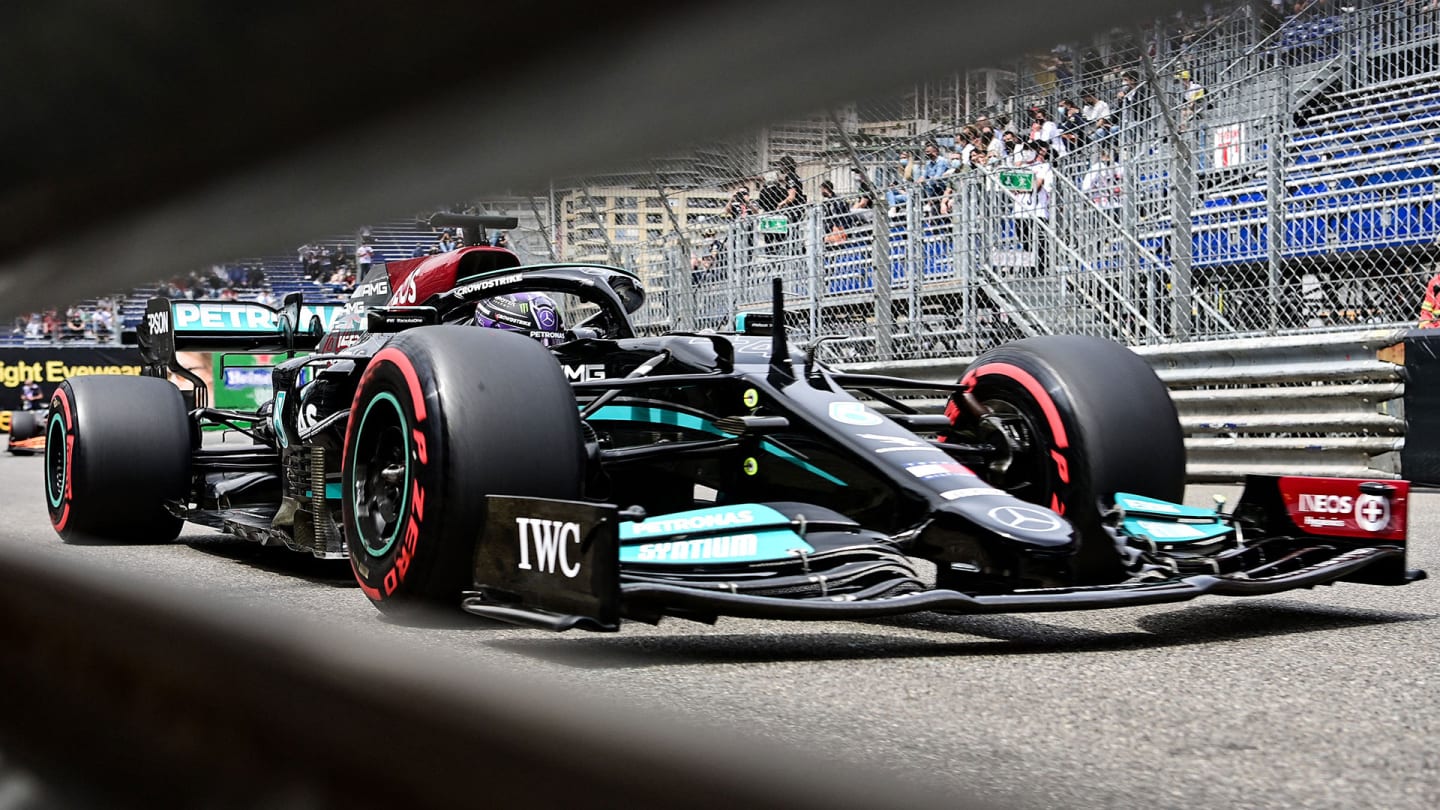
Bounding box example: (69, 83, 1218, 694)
(621, 529, 814, 564)
(589, 405, 845, 486)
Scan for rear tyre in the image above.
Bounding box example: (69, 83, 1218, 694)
(8, 410, 42, 454)
(45, 376, 191, 543)
(344, 326, 585, 612)
(955, 335, 1185, 581)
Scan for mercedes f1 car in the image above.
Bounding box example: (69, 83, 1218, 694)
(44, 214, 1425, 630)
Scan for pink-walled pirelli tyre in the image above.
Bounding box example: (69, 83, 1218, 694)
(45, 376, 190, 543)
(954, 335, 1186, 582)
(344, 326, 585, 613)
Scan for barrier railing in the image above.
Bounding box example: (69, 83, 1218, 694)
(837, 328, 1409, 482)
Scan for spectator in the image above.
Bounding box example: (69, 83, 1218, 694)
(1082, 148, 1124, 209)
(1000, 130, 1024, 165)
(956, 126, 980, 167)
(20, 380, 45, 411)
(897, 149, 919, 184)
(89, 306, 114, 341)
(1175, 69, 1206, 128)
(848, 186, 876, 245)
(1117, 70, 1148, 129)
(1081, 87, 1111, 124)
(884, 180, 909, 218)
(700, 230, 725, 276)
(356, 240, 375, 276)
(756, 171, 786, 212)
(731, 185, 754, 217)
(1010, 140, 1055, 274)
(819, 180, 852, 246)
(690, 247, 718, 285)
(755, 171, 788, 252)
(62, 307, 85, 340)
(917, 142, 952, 213)
(1093, 116, 1116, 143)
(776, 156, 807, 218)
(1028, 107, 1066, 158)
(1058, 98, 1088, 153)
(328, 264, 355, 291)
(438, 229, 458, 252)
(850, 166, 877, 197)
(726, 188, 755, 219)
(982, 124, 1005, 162)
(1420, 271, 1440, 328)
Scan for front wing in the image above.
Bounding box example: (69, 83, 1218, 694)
(460, 476, 1425, 632)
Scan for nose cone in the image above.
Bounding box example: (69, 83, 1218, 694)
(915, 493, 1080, 563)
(976, 501, 1077, 550)
(912, 495, 1082, 587)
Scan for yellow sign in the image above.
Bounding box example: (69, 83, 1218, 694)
(0, 360, 142, 388)
(0, 411, 10, 433)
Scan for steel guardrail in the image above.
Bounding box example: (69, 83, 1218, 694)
(837, 328, 1409, 481)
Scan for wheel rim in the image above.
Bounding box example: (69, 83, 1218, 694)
(979, 398, 1053, 504)
(350, 392, 410, 558)
(45, 412, 68, 509)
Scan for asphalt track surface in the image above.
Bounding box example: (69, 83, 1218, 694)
(2, 448, 1436, 810)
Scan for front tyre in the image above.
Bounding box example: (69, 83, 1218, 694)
(954, 335, 1185, 581)
(45, 376, 190, 543)
(343, 327, 585, 612)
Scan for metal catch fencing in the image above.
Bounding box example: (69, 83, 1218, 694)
(478, 1, 1440, 366)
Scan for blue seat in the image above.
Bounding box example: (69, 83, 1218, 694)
(1285, 217, 1326, 257)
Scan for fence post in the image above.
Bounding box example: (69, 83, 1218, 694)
(807, 206, 822, 338)
(723, 225, 738, 327)
(873, 201, 895, 361)
(954, 177, 973, 354)
(1267, 66, 1288, 335)
(907, 192, 923, 355)
(1120, 135, 1144, 343)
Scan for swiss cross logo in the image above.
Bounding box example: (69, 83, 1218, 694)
(1352, 494, 1390, 532)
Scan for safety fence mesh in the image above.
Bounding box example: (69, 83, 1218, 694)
(474, 0, 1440, 361)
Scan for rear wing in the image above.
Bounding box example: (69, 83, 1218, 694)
(135, 296, 346, 407)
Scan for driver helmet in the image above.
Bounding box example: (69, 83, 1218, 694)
(473, 292, 566, 346)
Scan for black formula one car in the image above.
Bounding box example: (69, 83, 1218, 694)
(44, 215, 1425, 630)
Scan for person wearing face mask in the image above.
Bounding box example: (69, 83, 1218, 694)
(1000, 130, 1024, 166)
(1028, 107, 1066, 159)
(1010, 140, 1054, 275)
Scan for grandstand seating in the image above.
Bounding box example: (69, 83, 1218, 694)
(1187, 70, 1440, 269)
(102, 220, 446, 331)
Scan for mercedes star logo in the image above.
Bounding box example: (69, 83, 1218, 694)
(987, 505, 1065, 533)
